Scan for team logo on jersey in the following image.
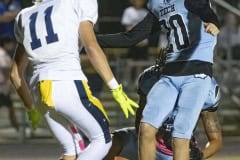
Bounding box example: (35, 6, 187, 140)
(159, 4, 175, 16)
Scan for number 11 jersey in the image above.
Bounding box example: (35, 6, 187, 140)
(14, 0, 98, 83)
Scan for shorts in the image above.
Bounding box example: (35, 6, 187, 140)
(141, 75, 211, 139)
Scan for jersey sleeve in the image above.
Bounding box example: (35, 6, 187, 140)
(73, 0, 98, 25)
(14, 13, 23, 44)
(96, 12, 159, 48)
(184, 0, 219, 28)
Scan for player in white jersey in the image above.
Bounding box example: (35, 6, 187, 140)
(10, 0, 138, 160)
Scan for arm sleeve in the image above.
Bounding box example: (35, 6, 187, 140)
(96, 12, 159, 48)
(73, 0, 98, 25)
(184, 0, 219, 28)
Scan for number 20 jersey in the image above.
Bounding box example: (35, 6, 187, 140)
(147, 0, 217, 63)
(14, 0, 98, 82)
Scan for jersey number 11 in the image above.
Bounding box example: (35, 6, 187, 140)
(29, 6, 59, 50)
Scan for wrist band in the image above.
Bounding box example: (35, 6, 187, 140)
(108, 78, 119, 89)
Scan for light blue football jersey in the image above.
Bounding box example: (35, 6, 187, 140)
(147, 0, 217, 63)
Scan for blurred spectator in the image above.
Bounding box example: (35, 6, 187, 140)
(121, 0, 148, 86)
(0, 0, 21, 38)
(121, 0, 147, 30)
(121, 0, 148, 60)
(0, 35, 16, 57)
(0, 47, 19, 130)
(218, 12, 240, 59)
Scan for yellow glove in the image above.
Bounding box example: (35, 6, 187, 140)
(27, 108, 41, 130)
(111, 84, 139, 118)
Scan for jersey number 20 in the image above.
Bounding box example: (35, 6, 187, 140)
(160, 14, 189, 51)
(29, 6, 59, 50)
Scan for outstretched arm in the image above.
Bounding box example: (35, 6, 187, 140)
(201, 110, 222, 159)
(96, 12, 159, 48)
(80, 21, 138, 118)
(80, 21, 116, 84)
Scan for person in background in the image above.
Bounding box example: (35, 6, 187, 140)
(0, 35, 16, 57)
(218, 12, 240, 59)
(0, 46, 19, 130)
(121, 0, 148, 33)
(121, 0, 148, 86)
(0, 0, 21, 38)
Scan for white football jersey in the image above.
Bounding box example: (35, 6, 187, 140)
(14, 0, 98, 84)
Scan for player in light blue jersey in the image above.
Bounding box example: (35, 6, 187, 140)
(140, 1, 219, 160)
(103, 64, 222, 160)
(96, 0, 220, 159)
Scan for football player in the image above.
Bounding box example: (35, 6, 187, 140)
(10, 0, 138, 160)
(104, 64, 222, 160)
(96, 0, 220, 159)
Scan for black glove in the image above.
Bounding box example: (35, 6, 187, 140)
(190, 146, 204, 160)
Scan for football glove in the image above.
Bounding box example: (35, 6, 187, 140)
(111, 84, 139, 118)
(27, 108, 41, 130)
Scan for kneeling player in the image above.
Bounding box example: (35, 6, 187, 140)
(104, 65, 222, 160)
